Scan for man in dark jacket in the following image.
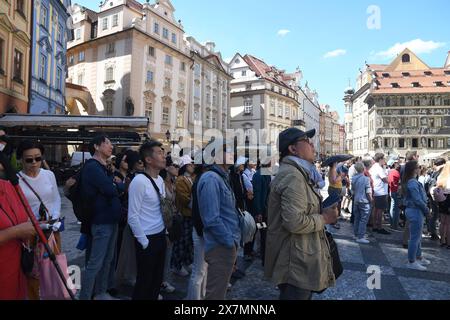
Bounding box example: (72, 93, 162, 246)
(252, 157, 272, 265)
(79, 135, 123, 300)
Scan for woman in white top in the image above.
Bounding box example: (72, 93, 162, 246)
(16, 140, 62, 300)
(17, 141, 61, 222)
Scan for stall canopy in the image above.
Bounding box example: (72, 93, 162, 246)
(0, 114, 150, 146)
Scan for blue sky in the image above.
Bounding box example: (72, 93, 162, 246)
(75, 0, 449, 121)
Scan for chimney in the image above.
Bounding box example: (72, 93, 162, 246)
(205, 41, 216, 53)
(445, 51, 450, 68)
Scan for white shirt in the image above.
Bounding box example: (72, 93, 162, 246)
(128, 174, 165, 249)
(369, 163, 388, 196)
(19, 169, 61, 220)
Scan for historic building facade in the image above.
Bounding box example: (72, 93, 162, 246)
(229, 53, 302, 146)
(0, 0, 32, 114)
(30, 0, 71, 114)
(298, 84, 321, 153)
(67, 0, 193, 142)
(319, 104, 333, 156)
(185, 37, 232, 149)
(367, 49, 450, 158)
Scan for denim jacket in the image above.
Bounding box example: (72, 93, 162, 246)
(352, 173, 371, 204)
(405, 178, 429, 216)
(197, 165, 241, 253)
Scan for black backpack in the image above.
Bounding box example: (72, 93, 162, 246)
(65, 166, 93, 232)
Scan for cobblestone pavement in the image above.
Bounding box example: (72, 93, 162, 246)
(60, 188, 450, 300)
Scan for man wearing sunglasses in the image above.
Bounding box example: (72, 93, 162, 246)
(265, 128, 338, 300)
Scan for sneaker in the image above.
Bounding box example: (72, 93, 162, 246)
(356, 238, 370, 244)
(173, 267, 189, 277)
(418, 258, 431, 266)
(93, 293, 120, 300)
(161, 281, 176, 293)
(406, 261, 427, 271)
(377, 229, 391, 235)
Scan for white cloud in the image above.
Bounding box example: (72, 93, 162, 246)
(375, 39, 446, 59)
(277, 29, 290, 37)
(323, 49, 347, 59)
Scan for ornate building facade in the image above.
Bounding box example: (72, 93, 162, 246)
(0, 0, 32, 114)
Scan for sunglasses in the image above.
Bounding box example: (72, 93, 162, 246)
(24, 157, 43, 164)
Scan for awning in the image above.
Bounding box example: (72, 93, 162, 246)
(422, 151, 450, 161)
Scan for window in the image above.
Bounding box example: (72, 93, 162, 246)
(391, 83, 399, 88)
(163, 28, 169, 39)
(246, 84, 252, 90)
(385, 98, 390, 107)
(148, 46, 155, 57)
(112, 14, 119, 27)
(165, 55, 172, 65)
(177, 109, 184, 127)
(244, 97, 253, 115)
(444, 99, 450, 106)
(41, 5, 48, 29)
(285, 107, 290, 119)
(206, 93, 211, 104)
(154, 23, 159, 34)
(106, 42, 115, 54)
(75, 29, 81, 40)
(180, 62, 186, 72)
(194, 85, 200, 98)
(402, 54, 410, 63)
(13, 49, 23, 82)
(105, 67, 114, 82)
(102, 17, 108, 30)
(16, 0, 25, 16)
(77, 73, 84, 86)
(278, 106, 283, 117)
(57, 24, 63, 43)
(79, 51, 85, 62)
(430, 98, 436, 106)
(194, 64, 200, 77)
(270, 100, 275, 115)
(164, 77, 171, 89)
(56, 68, 62, 91)
(411, 118, 417, 127)
(428, 139, 434, 149)
(213, 95, 217, 106)
(438, 139, 444, 149)
(384, 138, 389, 148)
(412, 138, 418, 148)
(146, 71, 153, 83)
(68, 55, 74, 66)
(145, 102, 153, 121)
(0, 38, 4, 73)
(241, 70, 247, 77)
(400, 97, 405, 106)
(436, 118, 442, 127)
(212, 115, 217, 128)
(414, 98, 420, 106)
(162, 107, 170, 124)
(399, 138, 405, 148)
(39, 54, 47, 81)
(105, 101, 113, 116)
(171, 33, 177, 44)
(179, 81, 185, 93)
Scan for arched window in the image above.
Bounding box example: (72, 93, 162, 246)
(106, 67, 114, 82)
(402, 54, 410, 63)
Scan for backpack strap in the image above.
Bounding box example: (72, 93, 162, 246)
(17, 172, 50, 220)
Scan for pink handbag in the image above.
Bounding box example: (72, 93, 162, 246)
(38, 234, 76, 300)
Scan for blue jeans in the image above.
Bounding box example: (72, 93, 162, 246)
(353, 202, 371, 239)
(390, 192, 400, 229)
(405, 208, 423, 262)
(79, 224, 118, 300)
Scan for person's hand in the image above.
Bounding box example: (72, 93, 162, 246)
(13, 221, 36, 240)
(65, 177, 76, 188)
(322, 205, 338, 225)
(247, 191, 254, 200)
(113, 176, 122, 184)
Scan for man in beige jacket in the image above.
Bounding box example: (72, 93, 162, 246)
(265, 128, 339, 300)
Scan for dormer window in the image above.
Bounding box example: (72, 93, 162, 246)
(402, 72, 410, 77)
(412, 82, 420, 88)
(382, 73, 390, 78)
(444, 70, 450, 76)
(391, 82, 400, 88)
(424, 71, 432, 76)
(435, 81, 444, 87)
(402, 54, 410, 63)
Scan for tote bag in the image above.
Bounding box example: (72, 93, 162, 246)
(39, 234, 76, 300)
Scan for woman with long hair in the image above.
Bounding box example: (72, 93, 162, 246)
(402, 160, 431, 271)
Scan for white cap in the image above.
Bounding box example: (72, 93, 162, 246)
(235, 156, 248, 167)
(179, 154, 193, 168)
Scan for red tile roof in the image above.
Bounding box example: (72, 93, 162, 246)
(371, 68, 450, 95)
(243, 54, 295, 90)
